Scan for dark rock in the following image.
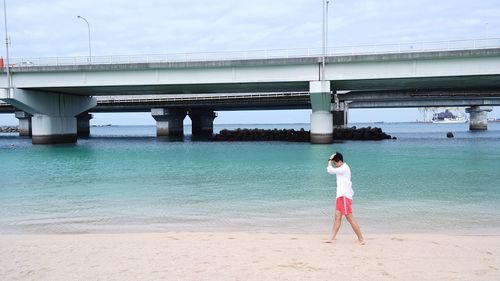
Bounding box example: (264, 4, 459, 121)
(213, 128, 310, 142)
(332, 126, 392, 141)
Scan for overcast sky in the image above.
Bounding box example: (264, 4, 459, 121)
(1, 0, 499, 125)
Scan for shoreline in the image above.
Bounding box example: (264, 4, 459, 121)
(1, 231, 498, 281)
(2, 227, 500, 236)
(2, 224, 500, 237)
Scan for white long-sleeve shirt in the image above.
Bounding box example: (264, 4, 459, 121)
(327, 163, 354, 199)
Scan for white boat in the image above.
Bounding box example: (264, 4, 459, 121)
(431, 110, 468, 124)
(431, 117, 467, 124)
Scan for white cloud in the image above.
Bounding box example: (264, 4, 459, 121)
(4, 0, 500, 57)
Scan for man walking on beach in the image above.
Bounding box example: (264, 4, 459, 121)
(326, 152, 365, 245)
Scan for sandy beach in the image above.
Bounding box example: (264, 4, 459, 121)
(1, 232, 498, 281)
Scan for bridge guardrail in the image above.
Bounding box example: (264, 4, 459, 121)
(96, 92, 311, 104)
(10, 38, 500, 67)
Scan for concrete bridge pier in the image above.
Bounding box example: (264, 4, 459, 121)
(332, 97, 348, 128)
(1, 89, 96, 144)
(466, 106, 492, 130)
(77, 112, 93, 137)
(151, 108, 187, 137)
(15, 111, 32, 137)
(309, 81, 333, 144)
(189, 109, 217, 137)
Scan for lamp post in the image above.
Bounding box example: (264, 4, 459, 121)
(322, 0, 326, 81)
(486, 22, 490, 47)
(322, 0, 331, 81)
(77, 15, 92, 64)
(326, 1, 330, 56)
(3, 0, 11, 95)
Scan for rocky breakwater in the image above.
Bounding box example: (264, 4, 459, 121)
(213, 127, 395, 142)
(0, 126, 19, 133)
(213, 128, 310, 142)
(333, 126, 395, 140)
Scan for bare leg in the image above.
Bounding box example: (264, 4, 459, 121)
(326, 210, 342, 242)
(345, 214, 364, 244)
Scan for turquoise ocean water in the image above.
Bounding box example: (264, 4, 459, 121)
(1, 122, 499, 235)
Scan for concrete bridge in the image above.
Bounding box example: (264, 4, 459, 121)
(1, 38, 500, 144)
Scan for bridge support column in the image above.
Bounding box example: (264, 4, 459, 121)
(151, 108, 187, 137)
(31, 115, 79, 144)
(0, 89, 96, 144)
(189, 109, 217, 137)
(77, 112, 93, 137)
(466, 106, 492, 130)
(331, 98, 348, 129)
(309, 81, 333, 144)
(15, 111, 32, 137)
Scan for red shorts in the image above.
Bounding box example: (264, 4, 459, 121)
(336, 196, 352, 216)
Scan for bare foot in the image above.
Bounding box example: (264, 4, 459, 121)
(358, 239, 365, 245)
(324, 239, 336, 244)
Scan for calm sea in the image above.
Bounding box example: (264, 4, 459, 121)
(1, 122, 499, 235)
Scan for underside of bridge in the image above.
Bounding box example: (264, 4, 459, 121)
(12, 73, 500, 97)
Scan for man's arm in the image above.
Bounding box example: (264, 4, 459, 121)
(327, 161, 346, 175)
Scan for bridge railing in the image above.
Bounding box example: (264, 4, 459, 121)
(96, 92, 311, 103)
(10, 38, 500, 67)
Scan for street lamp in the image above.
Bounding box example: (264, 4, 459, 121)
(322, 0, 331, 81)
(3, 0, 12, 95)
(322, 0, 326, 81)
(77, 15, 92, 64)
(326, 1, 330, 55)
